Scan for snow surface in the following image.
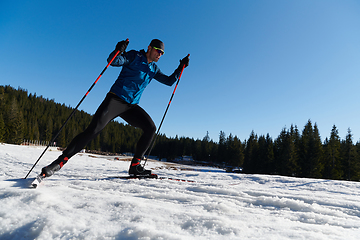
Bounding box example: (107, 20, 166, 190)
(1, 143, 360, 240)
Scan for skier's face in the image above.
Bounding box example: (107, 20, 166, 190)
(147, 46, 163, 63)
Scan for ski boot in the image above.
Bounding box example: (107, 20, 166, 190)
(41, 155, 69, 177)
(128, 158, 151, 176)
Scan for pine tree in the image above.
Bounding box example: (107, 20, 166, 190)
(274, 127, 299, 176)
(355, 142, 360, 181)
(201, 131, 212, 162)
(289, 125, 300, 176)
(0, 88, 5, 142)
(243, 131, 258, 174)
(257, 134, 274, 174)
(5, 98, 24, 144)
(312, 124, 324, 178)
(265, 134, 275, 174)
(32, 119, 40, 141)
(323, 125, 342, 179)
(274, 129, 287, 175)
(226, 134, 244, 167)
(45, 117, 53, 141)
(299, 120, 323, 178)
(218, 131, 227, 164)
(342, 128, 360, 180)
(0, 113, 5, 142)
(57, 123, 67, 148)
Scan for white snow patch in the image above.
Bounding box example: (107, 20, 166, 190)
(1, 143, 360, 239)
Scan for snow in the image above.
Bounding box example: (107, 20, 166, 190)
(1, 143, 360, 240)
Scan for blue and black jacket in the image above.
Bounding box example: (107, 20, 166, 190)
(107, 49, 182, 104)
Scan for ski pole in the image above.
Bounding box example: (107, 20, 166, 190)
(24, 39, 129, 179)
(143, 54, 189, 166)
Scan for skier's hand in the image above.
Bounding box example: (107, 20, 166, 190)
(115, 40, 129, 53)
(179, 54, 190, 68)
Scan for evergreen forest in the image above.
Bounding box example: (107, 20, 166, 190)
(1, 85, 360, 181)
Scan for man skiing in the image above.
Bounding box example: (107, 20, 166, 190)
(40, 39, 189, 178)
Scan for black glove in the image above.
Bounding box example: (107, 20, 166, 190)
(115, 40, 129, 53)
(179, 55, 190, 68)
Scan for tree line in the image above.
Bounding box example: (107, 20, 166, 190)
(1, 85, 360, 181)
(0, 85, 142, 154)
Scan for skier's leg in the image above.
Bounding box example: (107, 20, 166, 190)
(41, 93, 131, 177)
(121, 105, 156, 159)
(121, 105, 156, 175)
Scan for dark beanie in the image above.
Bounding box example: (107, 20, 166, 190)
(150, 39, 165, 52)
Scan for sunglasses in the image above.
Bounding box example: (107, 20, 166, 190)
(153, 46, 164, 55)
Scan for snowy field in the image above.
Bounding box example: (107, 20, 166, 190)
(1, 143, 360, 240)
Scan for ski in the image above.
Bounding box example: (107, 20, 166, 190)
(158, 177, 196, 183)
(107, 174, 195, 183)
(107, 173, 159, 180)
(31, 174, 195, 188)
(30, 174, 45, 188)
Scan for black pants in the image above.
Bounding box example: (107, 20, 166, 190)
(63, 93, 156, 159)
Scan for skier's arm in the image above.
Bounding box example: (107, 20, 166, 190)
(154, 68, 182, 86)
(154, 55, 190, 86)
(107, 40, 130, 66)
(107, 50, 128, 66)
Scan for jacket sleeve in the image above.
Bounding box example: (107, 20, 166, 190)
(107, 50, 129, 66)
(153, 67, 182, 86)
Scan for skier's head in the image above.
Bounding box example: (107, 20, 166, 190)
(146, 39, 164, 63)
(150, 39, 165, 54)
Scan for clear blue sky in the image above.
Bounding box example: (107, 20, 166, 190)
(1, 0, 360, 143)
